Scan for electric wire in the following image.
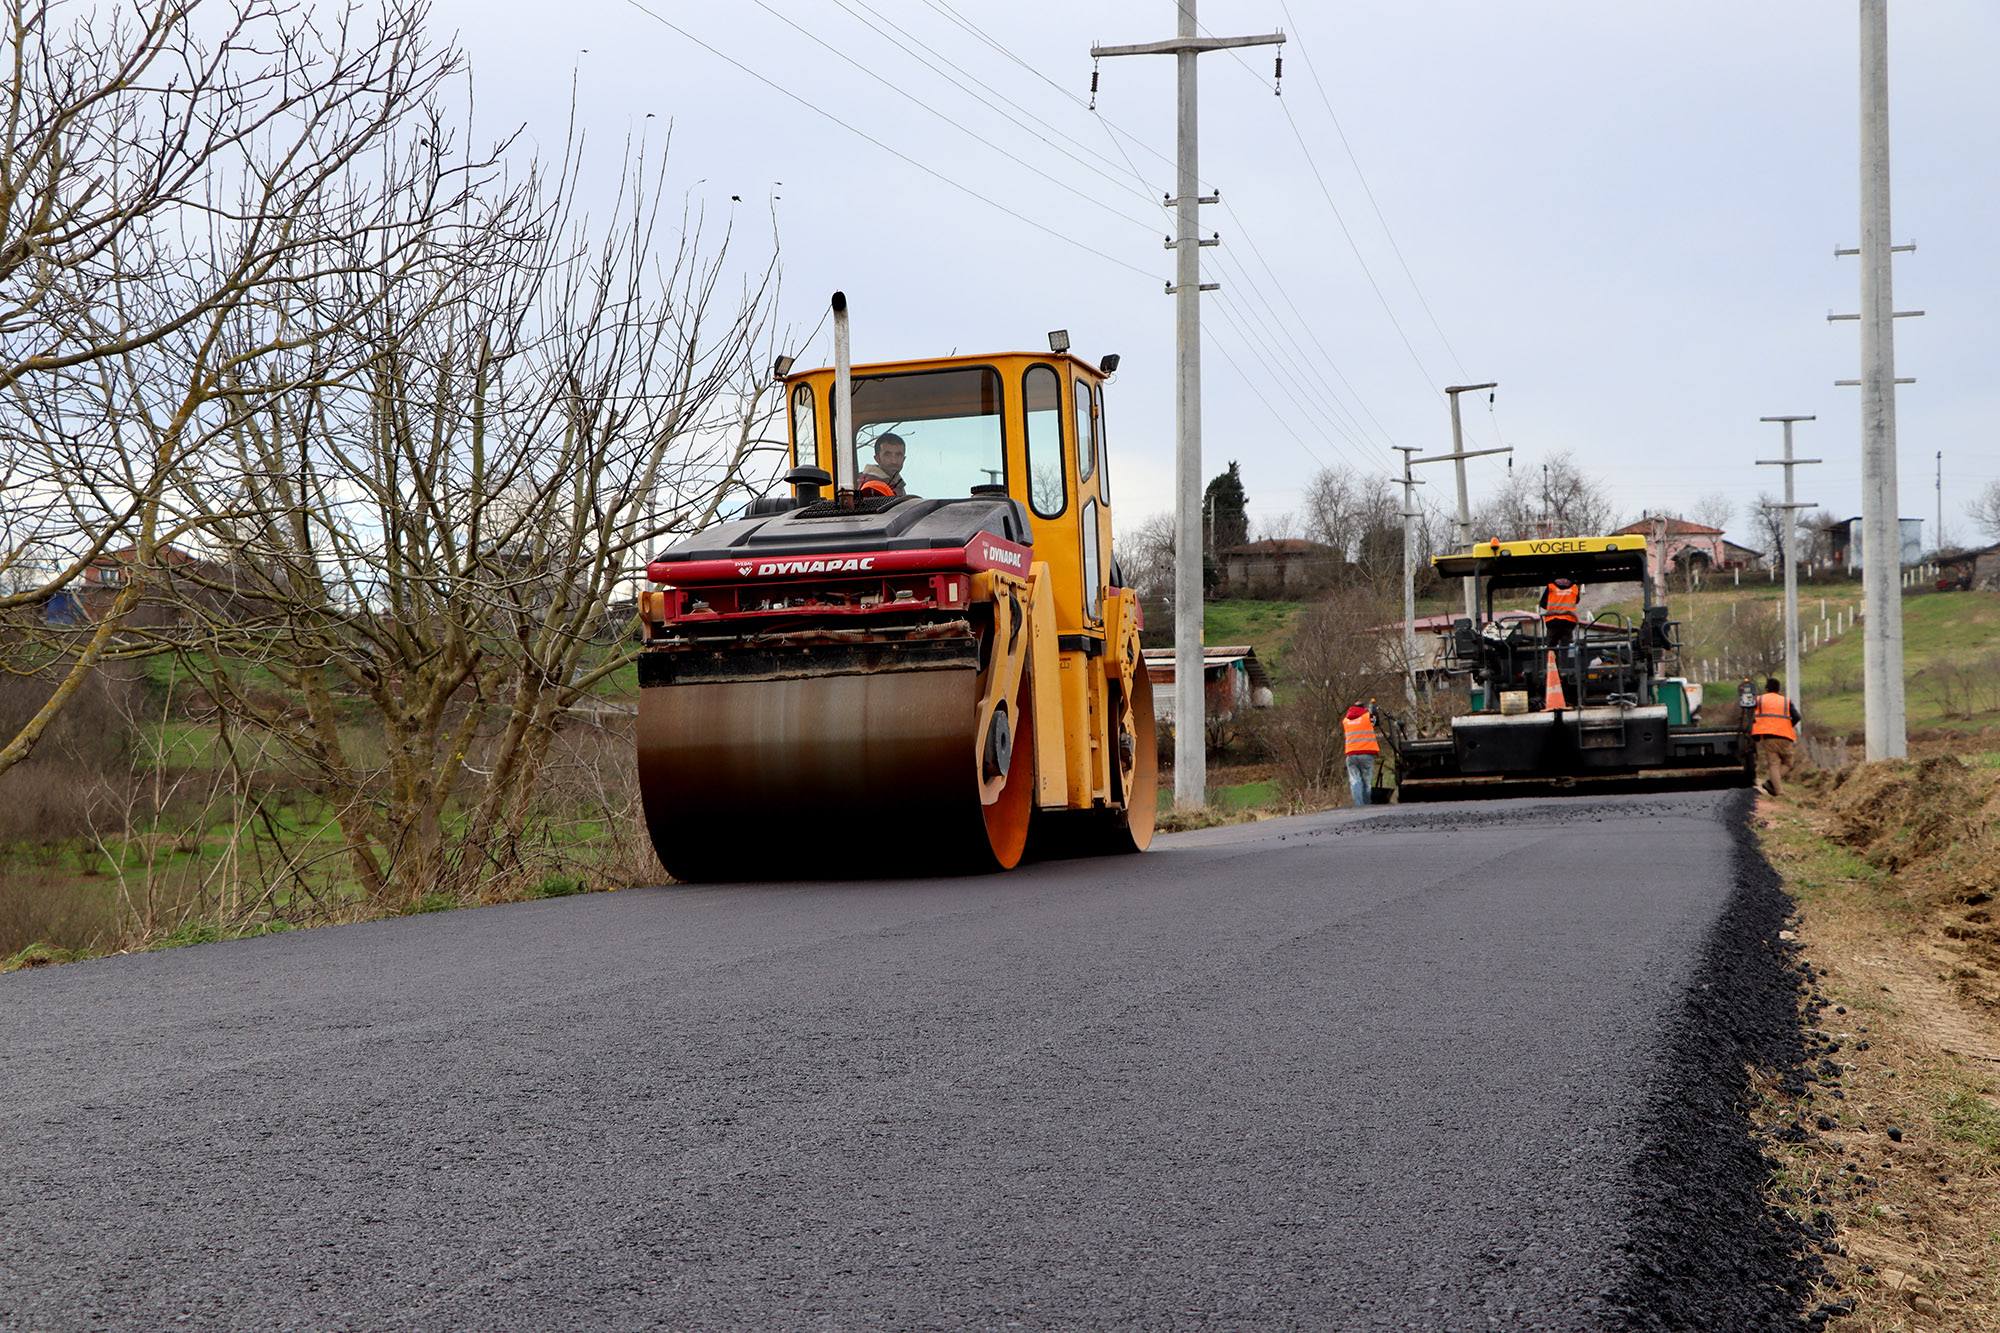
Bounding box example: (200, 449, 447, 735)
(1208, 292, 1362, 463)
(1278, 0, 1472, 386)
(1206, 238, 1398, 465)
(835, 0, 1161, 213)
(1205, 321, 1329, 472)
(1205, 267, 1384, 465)
(737, 0, 1164, 239)
(919, 0, 1422, 474)
(609, 0, 1159, 281)
(1193, 24, 1444, 400)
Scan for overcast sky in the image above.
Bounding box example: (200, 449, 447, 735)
(426, 0, 1999, 551)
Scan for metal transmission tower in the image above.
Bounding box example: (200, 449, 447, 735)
(1757, 416, 1820, 709)
(1092, 5, 1283, 811)
(1827, 0, 1921, 760)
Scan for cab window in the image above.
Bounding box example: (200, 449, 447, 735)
(790, 383, 816, 466)
(1023, 364, 1066, 518)
(1075, 376, 1097, 484)
(847, 366, 1003, 498)
(1092, 383, 1110, 501)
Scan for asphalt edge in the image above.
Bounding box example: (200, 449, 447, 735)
(1600, 787, 1830, 1331)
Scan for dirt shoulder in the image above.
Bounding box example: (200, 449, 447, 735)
(1754, 754, 2000, 1331)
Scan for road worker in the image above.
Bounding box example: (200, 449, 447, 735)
(1343, 701, 1380, 807)
(859, 432, 908, 497)
(1539, 577, 1580, 648)
(1750, 677, 1801, 797)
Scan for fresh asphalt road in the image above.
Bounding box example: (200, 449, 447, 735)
(2, 792, 1760, 1331)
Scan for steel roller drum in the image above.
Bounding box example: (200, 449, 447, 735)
(638, 657, 1032, 881)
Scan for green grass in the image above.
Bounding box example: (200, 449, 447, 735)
(1575, 578, 2000, 738)
(1797, 589, 2000, 734)
(1214, 779, 1278, 810)
(1203, 601, 1306, 669)
(1935, 1084, 2000, 1155)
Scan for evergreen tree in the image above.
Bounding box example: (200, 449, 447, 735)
(1202, 462, 1250, 554)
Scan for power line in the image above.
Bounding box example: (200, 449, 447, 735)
(917, 0, 1416, 466)
(1205, 274, 1385, 467)
(610, 0, 1159, 280)
(1278, 1, 1471, 385)
(1209, 214, 1402, 461)
(836, 0, 1159, 210)
(738, 0, 1163, 238)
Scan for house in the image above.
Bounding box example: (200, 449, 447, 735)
(58, 544, 253, 627)
(1966, 543, 2000, 592)
(1825, 517, 1924, 571)
(1213, 539, 1338, 596)
(1142, 645, 1273, 745)
(1721, 540, 1765, 573)
(1610, 516, 1728, 594)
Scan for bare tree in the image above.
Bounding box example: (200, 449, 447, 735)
(155, 125, 782, 905)
(0, 0, 466, 776)
(1470, 452, 1616, 541)
(1691, 491, 1735, 536)
(1969, 479, 2000, 544)
(1116, 510, 1178, 644)
(1266, 588, 1399, 800)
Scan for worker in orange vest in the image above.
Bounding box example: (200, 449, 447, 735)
(1343, 701, 1381, 807)
(1539, 577, 1581, 648)
(1750, 677, 1801, 797)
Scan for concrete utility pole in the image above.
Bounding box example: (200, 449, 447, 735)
(1395, 446, 1425, 702)
(1832, 0, 1913, 760)
(1094, 5, 1283, 811)
(1757, 416, 1820, 709)
(1412, 383, 1507, 621)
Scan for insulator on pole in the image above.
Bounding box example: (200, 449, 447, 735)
(1089, 61, 1100, 111)
(1273, 55, 1282, 95)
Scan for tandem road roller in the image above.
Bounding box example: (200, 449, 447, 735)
(636, 301, 1154, 880)
(1382, 535, 1756, 802)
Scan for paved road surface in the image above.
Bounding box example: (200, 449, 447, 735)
(0, 791, 1805, 1330)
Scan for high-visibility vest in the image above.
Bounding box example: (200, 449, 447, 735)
(1750, 692, 1797, 740)
(1542, 583, 1579, 623)
(1343, 712, 1379, 755)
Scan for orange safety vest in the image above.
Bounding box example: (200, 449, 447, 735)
(1542, 583, 1579, 624)
(1343, 712, 1379, 755)
(1750, 692, 1797, 740)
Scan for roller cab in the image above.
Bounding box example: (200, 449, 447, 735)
(637, 348, 1154, 880)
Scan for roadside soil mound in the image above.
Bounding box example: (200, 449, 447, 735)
(1810, 756, 2000, 1000)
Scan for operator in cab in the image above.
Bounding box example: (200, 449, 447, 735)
(1539, 577, 1580, 647)
(858, 432, 908, 497)
(1750, 677, 1801, 798)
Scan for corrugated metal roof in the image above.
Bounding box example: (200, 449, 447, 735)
(1142, 645, 1272, 690)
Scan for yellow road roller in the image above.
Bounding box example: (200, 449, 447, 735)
(636, 299, 1154, 880)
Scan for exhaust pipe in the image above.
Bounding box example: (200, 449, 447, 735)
(832, 291, 857, 503)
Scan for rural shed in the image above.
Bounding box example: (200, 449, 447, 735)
(1142, 645, 1273, 733)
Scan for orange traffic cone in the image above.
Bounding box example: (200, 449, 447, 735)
(1543, 648, 1568, 711)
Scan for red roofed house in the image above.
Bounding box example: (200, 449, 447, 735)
(1611, 516, 1729, 598)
